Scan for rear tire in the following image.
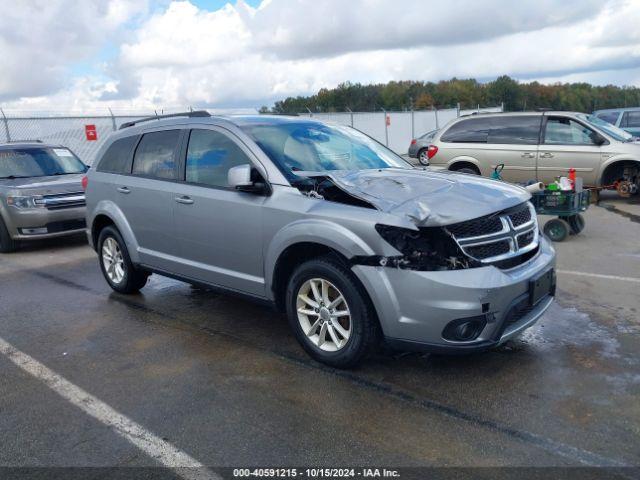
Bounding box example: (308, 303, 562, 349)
(453, 165, 480, 175)
(0, 217, 18, 253)
(285, 256, 379, 368)
(543, 218, 570, 242)
(417, 149, 430, 166)
(97, 226, 149, 294)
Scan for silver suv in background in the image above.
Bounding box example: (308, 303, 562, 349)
(0, 141, 88, 252)
(424, 111, 640, 197)
(86, 112, 556, 368)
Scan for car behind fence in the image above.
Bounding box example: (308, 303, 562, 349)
(0, 105, 502, 164)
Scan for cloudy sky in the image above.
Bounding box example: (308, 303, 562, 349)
(1, 0, 639, 112)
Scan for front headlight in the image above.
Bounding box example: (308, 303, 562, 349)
(6, 195, 42, 209)
(374, 224, 478, 270)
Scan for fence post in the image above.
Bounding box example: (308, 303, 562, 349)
(382, 108, 389, 146)
(411, 107, 415, 139)
(108, 108, 117, 131)
(435, 107, 439, 129)
(456, 103, 461, 117)
(0, 108, 11, 142)
(501, 101, 504, 112)
(346, 107, 354, 127)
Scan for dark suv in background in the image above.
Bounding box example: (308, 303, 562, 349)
(0, 141, 88, 252)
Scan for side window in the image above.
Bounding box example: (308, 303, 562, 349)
(596, 112, 620, 125)
(621, 111, 640, 128)
(440, 118, 491, 143)
(96, 136, 138, 174)
(544, 118, 597, 145)
(132, 130, 180, 180)
(185, 129, 253, 187)
(488, 116, 541, 145)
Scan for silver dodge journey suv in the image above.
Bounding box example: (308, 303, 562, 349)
(85, 111, 556, 367)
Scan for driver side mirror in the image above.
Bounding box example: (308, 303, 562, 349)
(227, 164, 268, 194)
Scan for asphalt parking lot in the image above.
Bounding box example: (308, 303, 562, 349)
(1, 193, 639, 478)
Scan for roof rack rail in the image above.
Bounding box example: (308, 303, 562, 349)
(119, 110, 211, 129)
(535, 108, 554, 112)
(4, 139, 43, 143)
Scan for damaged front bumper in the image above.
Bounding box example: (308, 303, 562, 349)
(351, 236, 556, 353)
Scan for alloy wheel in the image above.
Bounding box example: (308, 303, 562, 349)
(102, 237, 125, 284)
(296, 278, 352, 352)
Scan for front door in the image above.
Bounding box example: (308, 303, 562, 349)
(538, 116, 603, 186)
(172, 127, 268, 297)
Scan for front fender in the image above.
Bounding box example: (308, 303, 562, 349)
(264, 219, 376, 299)
(89, 200, 141, 264)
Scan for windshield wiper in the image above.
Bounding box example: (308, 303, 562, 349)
(0, 175, 31, 179)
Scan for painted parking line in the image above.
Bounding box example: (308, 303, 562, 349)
(557, 269, 640, 284)
(0, 336, 219, 480)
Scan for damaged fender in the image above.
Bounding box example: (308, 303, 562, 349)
(264, 218, 377, 300)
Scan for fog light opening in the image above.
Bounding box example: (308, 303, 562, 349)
(442, 315, 487, 342)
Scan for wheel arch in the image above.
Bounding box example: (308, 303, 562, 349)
(447, 156, 482, 174)
(599, 158, 640, 186)
(89, 201, 140, 263)
(265, 220, 376, 310)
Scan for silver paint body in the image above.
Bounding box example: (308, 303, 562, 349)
(86, 116, 555, 350)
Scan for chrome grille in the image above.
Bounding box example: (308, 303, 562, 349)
(466, 240, 511, 260)
(446, 202, 539, 265)
(35, 191, 86, 210)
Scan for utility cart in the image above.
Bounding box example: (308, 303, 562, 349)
(531, 189, 591, 242)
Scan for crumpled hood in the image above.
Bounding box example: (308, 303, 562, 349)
(305, 168, 530, 227)
(0, 174, 84, 196)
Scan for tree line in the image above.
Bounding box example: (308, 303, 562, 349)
(261, 75, 640, 114)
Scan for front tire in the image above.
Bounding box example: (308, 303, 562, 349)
(0, 217, 18, 253)
(285, 256, 379, 368)
(98, 226, 149, 294)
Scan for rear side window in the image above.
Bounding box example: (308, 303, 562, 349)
(487, 116, 541, 145)
(596, 112, 620, 125)
(132, 130, 180, 180)
(620, 111, 640, 128)
(185, 129, 252, 188)
(97, 136, 138, 174)
(441, 118, 492, 143)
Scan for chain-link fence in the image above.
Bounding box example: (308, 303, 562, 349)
(0, 105, 502, 164)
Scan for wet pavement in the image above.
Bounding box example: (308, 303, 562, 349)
(0, 196, 639, 473)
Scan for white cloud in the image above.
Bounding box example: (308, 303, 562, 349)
(0, 0, 148, 101)
(2, 0, 640, 111)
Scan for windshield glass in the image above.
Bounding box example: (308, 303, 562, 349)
(240, 121, 411, 180)
(0, 147, 87, 179)
(577, 114, 634, 142)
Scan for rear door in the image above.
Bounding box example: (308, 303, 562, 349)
(485, 115, 542, 183)
(538, 115, 603, 185)
(119, 128, 185, 271)
(171, 126, 268, 296)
